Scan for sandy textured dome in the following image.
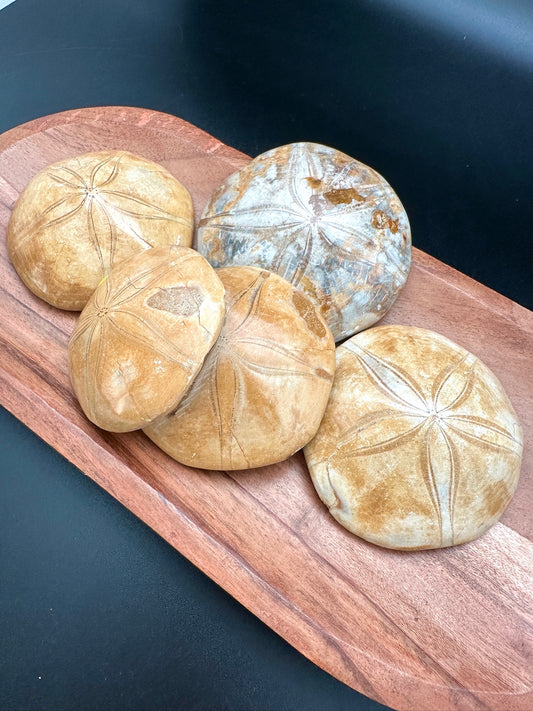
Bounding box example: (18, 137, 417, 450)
(7, 150, 194, 310)
(304, 325, 523, 550)
(69, 246, 225, 433)
(144, 266, 336, 470)
(196, 142, 411, 342)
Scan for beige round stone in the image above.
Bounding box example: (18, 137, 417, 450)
(8, 150, 194, 310)
(68, 246, 225, 433)
(144, 266, 336, 470)
(196, 142, 411, 342)
(304, 325, 523, 550)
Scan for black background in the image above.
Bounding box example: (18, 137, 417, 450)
(0, 1, 531, 709)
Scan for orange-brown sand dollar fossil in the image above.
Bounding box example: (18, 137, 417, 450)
(8, 150, 194, 310)
(144, 266, 336, 470)
(68, 246, 225, 433)
(304, 325, 523, 550)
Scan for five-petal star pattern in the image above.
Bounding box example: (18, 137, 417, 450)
(8, 151, 193, 309)
(145, 267, 335, 470)
(69, 246, 225, 432)
(29, 152, 191, 271)
(197, 142, 411, 341)
(72, 251, 199, 393)
(305, 327, 523, 549)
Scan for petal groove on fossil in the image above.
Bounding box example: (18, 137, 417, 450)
(196, 142, 411, 341)
(304, 325, 523, 550)
(8, 150, 194, 310)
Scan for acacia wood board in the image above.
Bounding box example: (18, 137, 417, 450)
(0, 107, 531, 711)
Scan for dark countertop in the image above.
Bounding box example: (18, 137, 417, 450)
(1, 1, 531, 709)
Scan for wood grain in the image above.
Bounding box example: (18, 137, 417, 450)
(0, 107, 531, 711)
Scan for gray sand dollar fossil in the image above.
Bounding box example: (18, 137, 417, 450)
(304, 325, 523, 550)
(7, 150, 194, 310)
(196, 142, 411, 342)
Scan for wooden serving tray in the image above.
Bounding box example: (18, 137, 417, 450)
(0, 107, 531, 711)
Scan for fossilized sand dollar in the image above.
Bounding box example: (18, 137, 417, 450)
(304, 325, 523, 550)
(69, 246, 225, 433)
(7, 150, 194, 310)
(144, 266, 336, 470)
(196, 142, 411, 342)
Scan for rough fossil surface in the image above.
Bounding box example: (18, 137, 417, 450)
(69, 246, 225, 433)
(304, 325, 523, 550)
(196, 142, 411, 342)
(144, 266, 336, 470)
(8, 150, 194, 310)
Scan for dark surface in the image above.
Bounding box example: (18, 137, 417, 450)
(0, 1, 531, 709)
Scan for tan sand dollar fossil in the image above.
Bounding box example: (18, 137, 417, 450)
(196, 142, 411, 342)
(7, 150, 194, 310)
(144, 266, 336, 470)
(69, 245, 225, 433)
(304, 325, 523, 550)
